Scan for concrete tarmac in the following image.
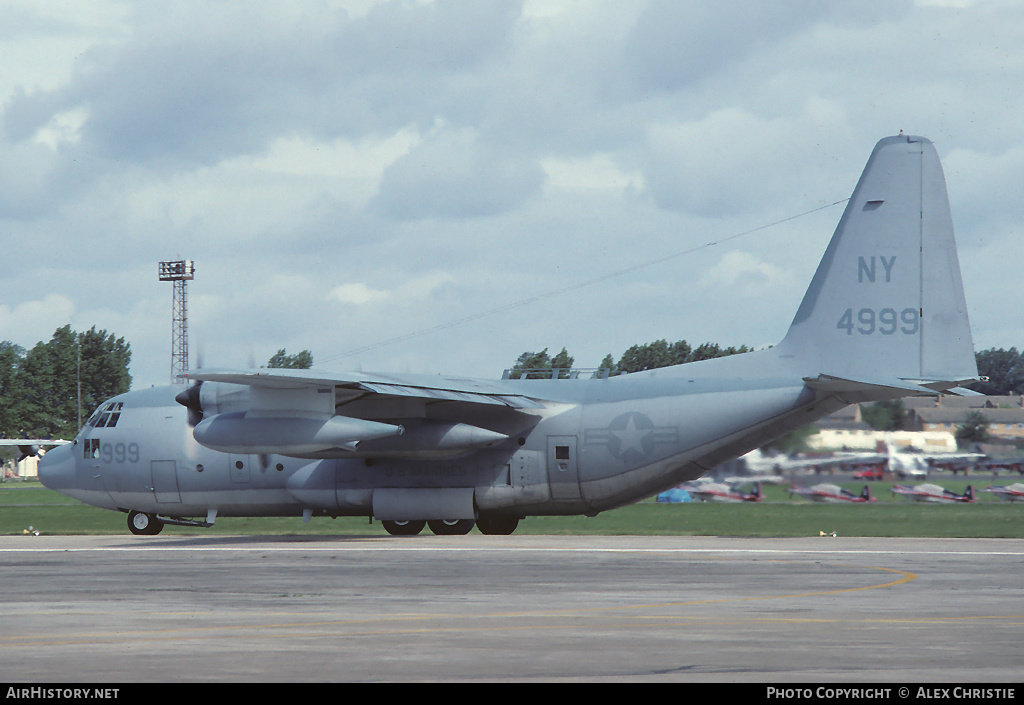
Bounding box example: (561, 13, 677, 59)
(2, 534, 1023, 683)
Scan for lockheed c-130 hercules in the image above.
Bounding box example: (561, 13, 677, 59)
(40, 135, 980, 536)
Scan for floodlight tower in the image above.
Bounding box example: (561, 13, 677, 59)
(158, 259, 195, 384)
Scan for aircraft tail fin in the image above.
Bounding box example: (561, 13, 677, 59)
(860, 485, 871, 502)
(776, 135, 977, 395)
(965, 485, 974, 502)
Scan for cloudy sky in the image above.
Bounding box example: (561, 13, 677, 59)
(3, 0, 1022, 390)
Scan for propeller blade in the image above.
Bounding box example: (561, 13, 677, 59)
(174, 382, 204, 428)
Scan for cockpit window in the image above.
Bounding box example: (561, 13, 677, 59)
(86, 401, 123, 428)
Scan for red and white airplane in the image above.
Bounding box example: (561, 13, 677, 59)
(890, 483, 974, 503)
(789, 483, 874, 503)
(979, 483, 1024, 502)
(681, 480, 763, 503)
(976, 458, 1024, 477)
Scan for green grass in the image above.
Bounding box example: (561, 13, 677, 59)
(3, 480, 1023, 538)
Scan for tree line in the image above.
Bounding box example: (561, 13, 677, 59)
(266, 348, 313, 369)
(508, 343, 1023, 393)
(508, 339, 753, 379)
(971, 347, 1024, 396)
(1, 326, 131, 442)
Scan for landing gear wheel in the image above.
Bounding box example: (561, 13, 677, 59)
(382, 519, 426, 536)
(427, 519, 475, 535)
(128, 511, 164, 536)
(476, 515, 520, 535)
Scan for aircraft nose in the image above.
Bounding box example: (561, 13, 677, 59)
(38, 443, 76, 491)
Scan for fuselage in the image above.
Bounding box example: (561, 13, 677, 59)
(39, 353, 835, 526)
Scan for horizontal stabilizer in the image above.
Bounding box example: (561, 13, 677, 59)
(943, 386, 985, 397)
(802, 374, 978, 400)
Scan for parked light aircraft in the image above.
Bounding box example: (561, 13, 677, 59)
(980, 483, 1024, 502)
(680, 479, 763, 503)
(883, 441, 984, 478)
(39, 135, 980, 535)
(891, 483, 975, 503)
(756, 439, 982, 479)
(789, 483, 874, 503)
(976, 457, 1024, 476)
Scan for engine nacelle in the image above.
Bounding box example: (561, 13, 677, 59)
(193, 412, 402, 455)
(175, 381, 251, 427)
(353, 421, 508, 457)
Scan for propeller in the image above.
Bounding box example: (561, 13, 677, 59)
(16, 444, 39, 463)
(175, 381, 204, 428)
(176, 345, 204, 428)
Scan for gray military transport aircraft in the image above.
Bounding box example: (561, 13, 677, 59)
(39, 135, 980, 536)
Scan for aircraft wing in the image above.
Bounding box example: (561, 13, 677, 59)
(0, 439, 71, 462)
(184, 368, 548, 410)
(977, 457, 1024, 472)
(777, 453, 886, 470)
(179, 368, 553, 458)
(0, 439, 71, 446)
(924, 452, 985, 464)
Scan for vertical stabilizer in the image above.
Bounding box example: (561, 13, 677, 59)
(777, 135, 977, 388)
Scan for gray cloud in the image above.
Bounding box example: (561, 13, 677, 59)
(1, 0, 1021, 389)
(373, 128, 544, 219)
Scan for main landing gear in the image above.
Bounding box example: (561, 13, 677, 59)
(427, 519, 474, 535)
(380, 515, 520, 536)
(381, 519, 426, 536)
(127, 511, 164, 536)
